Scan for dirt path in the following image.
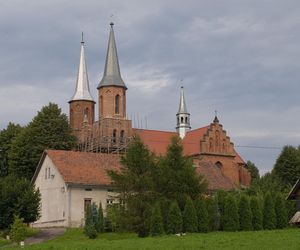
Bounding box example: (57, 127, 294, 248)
(24, 228, 66, 245)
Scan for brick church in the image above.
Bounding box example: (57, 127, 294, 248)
(32, 23, 250, 227)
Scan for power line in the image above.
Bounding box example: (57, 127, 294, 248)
(235, 145, 282, 150)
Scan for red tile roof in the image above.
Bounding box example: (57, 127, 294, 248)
(133, 128, 177, 155)
(46, 150, 120, 186)
(182, 126, 210, 155)
(196, 162, 236, 190)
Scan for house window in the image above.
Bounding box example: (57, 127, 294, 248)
(106, 199, 114, 205)
(45, 168, 47, 179)
(185, 117, 188, 123)
(215, 161, 223, 168)
(120, 130, 125, 143)
(115, 95, 120, 114)
(84, 108, 89, 118)
(181, 117, 184, 123)
(48, 167, 50, 179)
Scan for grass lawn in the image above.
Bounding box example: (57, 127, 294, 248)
(0, 238, 10, 248)
(5, 228, 300, 250)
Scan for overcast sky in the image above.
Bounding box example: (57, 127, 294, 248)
(1, 0, 300, 174)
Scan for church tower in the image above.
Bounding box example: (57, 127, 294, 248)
(69, 35, 95, 136)
(96, 23, 132, 145)
(97, 22, 127, 119)
(176, 86, 191, 138)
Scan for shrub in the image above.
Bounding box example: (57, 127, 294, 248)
(166, 201, 182, 234)
(195, 198, 208, 233)
(239, 195, 252, 231)
(183, 197, 198, 232)
(206, 196, 220, 231)
(84, 205, 97, 239)
(223, 195, 239, 231)
(275, 194, 288, 229)
(10, 215, 27, 243)
(95, 203, 104, 233)
(216, 190, 227, 231)
(150, 203, 164, 236)
(263, 193, 276, 230)
(250, 196, 263, 230)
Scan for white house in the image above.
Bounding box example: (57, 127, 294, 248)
(32, 150, 120, 228)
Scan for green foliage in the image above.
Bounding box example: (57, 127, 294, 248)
(238, 195, 252, 231)
(84, 204, 97, 239)
(10, 215, 27, 243)
(105, 204, 128, 232)
(153, 136, 207, 209)
(166, 201, 182, 234)
(108, 136, 155, 237)
(250, 196, 263, 231)
(223, 195, 239, 231)
(246, 161, 260, 182)
(0, 176, 40, 229)
(183, 197, 198, 233)
(0, 123, 23, 177)
(150, 203, 164, 236)
(263, 193, 276, 230)
(95, 203, 104, 233)
(206, 196, 220, 231)
(195, 198, 208, 233)
(274, 194, 287, 229)
(216, 190, 227, 231)
(273, 145, 300, 187)
(8, 103, 77, 179)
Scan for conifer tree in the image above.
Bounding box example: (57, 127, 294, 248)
(150, 202, 164, 236)
(183, 197, 198, 233)
(263, 193, 276, 230)
(195, 198, 208, 233)
(223, 195, 239, 231)
(206, 196, 220, 231)
(8, 103, 76, 179)
(274, 194, 287, 229)
(239, 195, 252, 231)
(250, 196, 263, 230)
(153, 136, 207, 209)
(84, 205, 97, 239)
(166, 201, 182, 234)
(216, 190, 227, 230)
(108, 136, 155, 237)
(95, 202, 104, 233)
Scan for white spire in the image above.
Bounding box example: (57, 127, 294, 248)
(70, 34, 94, 102)
(176, 86, 191, 138)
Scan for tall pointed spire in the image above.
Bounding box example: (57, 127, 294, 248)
(97, 22, 127, 89)
(177, 86, 188, 114)
(176, 86, 191, 138)
(70, 34, 94, 102)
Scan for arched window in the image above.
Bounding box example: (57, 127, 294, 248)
(185, 117, 188, 123)
(120, 130, 125, 143)
(84, 108, 89, 117)
(115, 95, 120, 114)
(112, 129, 117, 143)
(177, 117, 179, 124)
(181, 117, 184, 123)
(215, 161, 222, 168)
(100, 96, 103, 116)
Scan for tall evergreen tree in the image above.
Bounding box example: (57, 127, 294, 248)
(246, 161, 260, 183)
(0, 123, 23, 177)
(273, 145, 300, 187)
(195, 198, 208, 233)
(250, 196, 263, 231)
(239, 195, 252, 231)
(8, 103, 76, 179)
(166, 201, 182, 234)
(206, 196, 220, 231)
(263, 193, 276, 230)
(84, 204, 97, 239)
(216, 190, 227, 230)
(274, 194, 287, 229)
(108, 136, 156, 237)
(223, 195, 239, 231)
(153, 136, 207, 209)
(95, 202, 104, 233)
(150, 202, 164, 236)
(182, 197, 198, 233)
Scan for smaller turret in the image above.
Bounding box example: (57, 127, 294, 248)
(176, 86, 191, 138)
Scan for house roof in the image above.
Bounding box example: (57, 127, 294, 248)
(196, 162, 236, 191)
(287, 179, 300, 200)
(182, 126, 210, 155)
(33, 150, 120, 187)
